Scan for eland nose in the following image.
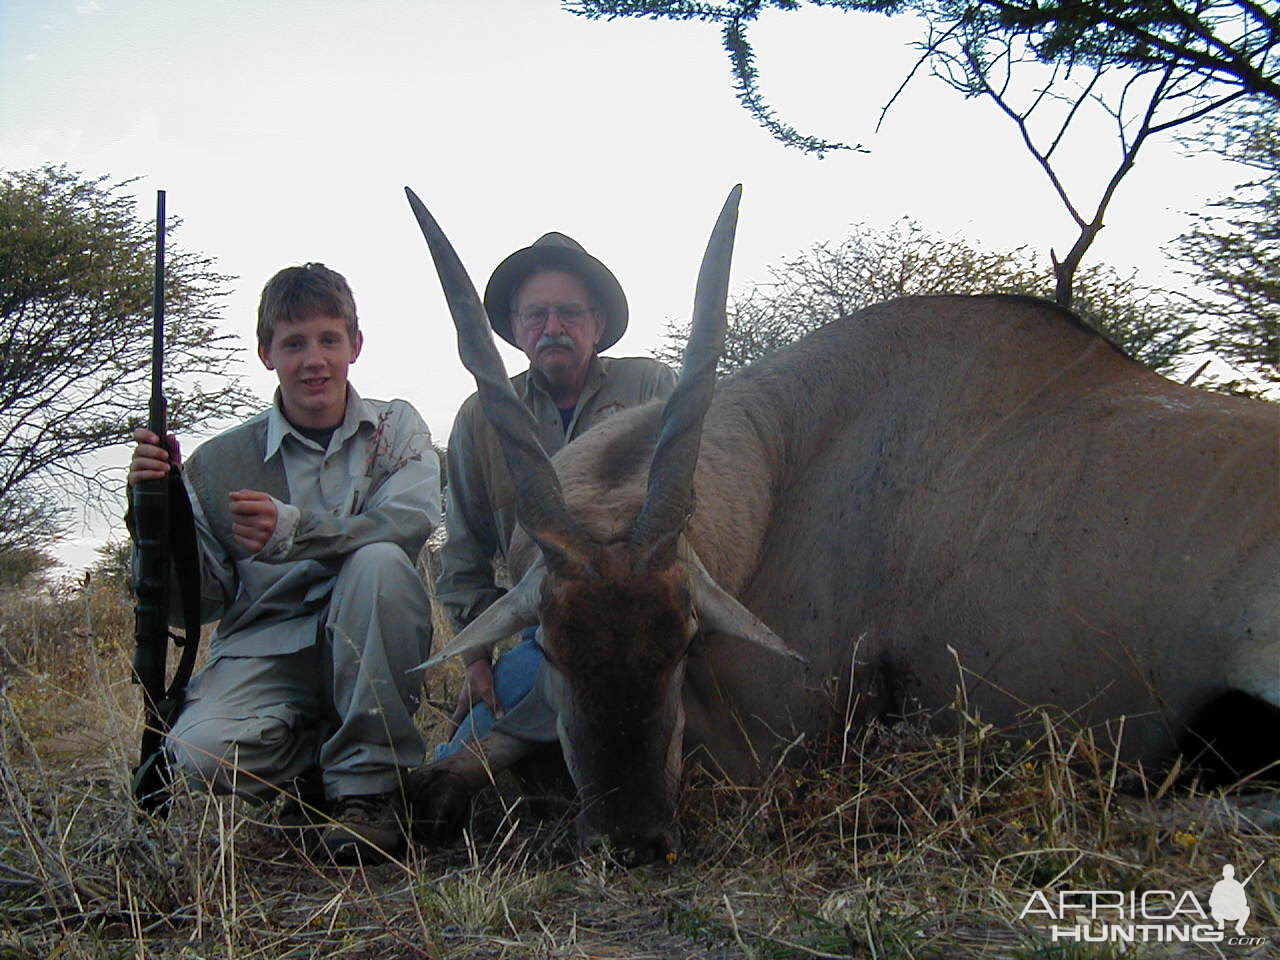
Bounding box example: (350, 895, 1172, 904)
(581, 826, 681, 868)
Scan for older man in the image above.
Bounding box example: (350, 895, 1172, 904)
(435, 232, 675, 755)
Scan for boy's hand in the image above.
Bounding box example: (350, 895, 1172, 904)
(129, 428, 181, 486)
(229, 490, 278, 553)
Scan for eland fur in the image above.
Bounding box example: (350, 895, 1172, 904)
(406, 186, 1279, 864)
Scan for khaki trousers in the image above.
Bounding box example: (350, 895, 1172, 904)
(166, 542, 432, 800)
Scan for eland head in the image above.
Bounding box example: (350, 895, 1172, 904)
(406, 185, 802, 863)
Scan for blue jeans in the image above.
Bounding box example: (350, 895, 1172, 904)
(434, 626, 542, 761)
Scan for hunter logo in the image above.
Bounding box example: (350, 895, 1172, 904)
(1018, 861, 1269, 946)
(1210, 863, 1254, 935)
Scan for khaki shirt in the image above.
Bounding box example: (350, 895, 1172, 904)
(437, 354, 675, 640)
(179, 387, 441, 661)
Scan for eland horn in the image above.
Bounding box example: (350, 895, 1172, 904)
(629, 185, 741, 569)
(405, 187, 591, 575)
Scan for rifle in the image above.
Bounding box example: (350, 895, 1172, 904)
(130, 190, 203, 814)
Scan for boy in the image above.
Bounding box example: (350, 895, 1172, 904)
(128, 263, 439, 864)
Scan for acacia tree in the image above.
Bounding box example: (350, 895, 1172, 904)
(656, 219, 1201, 375)
(1176, 103, 1279, 395)
(569, 1, 1275, 303)
(568, 2, 1277, 137)
(970, 0, 1279, 99)
(0, 165, 255, 558)
(923, 23, 1252, 304)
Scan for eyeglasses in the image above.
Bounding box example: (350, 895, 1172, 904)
(513, 303, 597, 332)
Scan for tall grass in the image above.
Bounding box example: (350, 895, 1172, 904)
(1, 578, 1276, 958)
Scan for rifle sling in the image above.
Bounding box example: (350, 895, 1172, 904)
(162, 467, 203, 724)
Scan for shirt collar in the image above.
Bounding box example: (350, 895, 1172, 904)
(263, 384, 374, 460)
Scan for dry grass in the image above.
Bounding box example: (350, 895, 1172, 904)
(1, 579, 1276, 959)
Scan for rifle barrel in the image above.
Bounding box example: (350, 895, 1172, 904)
(149, 190, 166, 437)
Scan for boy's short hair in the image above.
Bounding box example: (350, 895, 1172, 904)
(257, 263, 359, 349)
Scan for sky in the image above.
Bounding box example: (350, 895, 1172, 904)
(0, 0, 1248, 575)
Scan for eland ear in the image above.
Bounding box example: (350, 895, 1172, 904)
(683, 548, 806, 666)
(414, 563, 544, 670)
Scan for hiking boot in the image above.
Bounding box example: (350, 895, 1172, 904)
(317, 791, 406, 865)
(274, 771, 328, 837)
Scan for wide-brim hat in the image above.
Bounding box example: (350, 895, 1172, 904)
(483, 232, 628, 350)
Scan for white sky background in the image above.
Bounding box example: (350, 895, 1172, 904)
(0, 0, 1247, 575)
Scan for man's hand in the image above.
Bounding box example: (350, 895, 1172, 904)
(229, 490, 278, 553)
(128, 428, 181, 486)
(449, 658, 505, 735)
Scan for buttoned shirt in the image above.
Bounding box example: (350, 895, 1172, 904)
(180, 386, 441, 661)
(437, 354, 675, 641)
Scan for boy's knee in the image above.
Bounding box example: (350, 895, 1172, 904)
(166, 716, 244, 793)
(166, 709, 297, 798)
(335, 543, 430, 616)
(347, 541, 412, 571)
(339, 542, 421, 587)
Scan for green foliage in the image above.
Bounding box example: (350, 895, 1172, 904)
(657, 219, 1201, 376)
(1070, 265, 1203, 374)
(0, 547, 56, 589)
(569, 1, 1279, 112)
(568, 1, 863, 156)
(979, 0, 1279, 100)
(0, 165, 255, 553)
(0, 490, 65, 559)
(1177, 102, 1280, 395)
(90, 538, 133, 590)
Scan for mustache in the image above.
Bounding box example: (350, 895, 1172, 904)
(536, 333, 575, 353)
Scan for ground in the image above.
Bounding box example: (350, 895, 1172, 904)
(2, 579, 1276, 959)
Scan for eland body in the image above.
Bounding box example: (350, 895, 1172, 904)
(408, 187, 1279, 863)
